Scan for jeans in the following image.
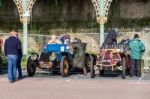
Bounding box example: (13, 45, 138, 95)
(7, 55, 18, 81)
(17, 55, 22, 78)
(130, 59, 141, 77)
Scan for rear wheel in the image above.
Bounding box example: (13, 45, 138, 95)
(122, 57, 126, 79)
(60, 56, 69, 77)
(27, 57, 36, 77)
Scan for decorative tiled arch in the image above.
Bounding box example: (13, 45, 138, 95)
(13, 0, 112, 24)
(91, 0, 113, 24)
(13, 0, 36, 23)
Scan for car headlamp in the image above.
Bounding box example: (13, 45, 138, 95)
(31, 55, 38, 60)
(49, 52, 56, 61)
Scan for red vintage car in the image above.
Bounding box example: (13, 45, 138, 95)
(90, 44, 131, 79)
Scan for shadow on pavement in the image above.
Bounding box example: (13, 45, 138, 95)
(100, 70, 122, 77)
(31, 68, 85, 78)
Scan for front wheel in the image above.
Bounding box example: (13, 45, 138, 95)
(60, 56, 69, 77)
(27, 57, 36, 77)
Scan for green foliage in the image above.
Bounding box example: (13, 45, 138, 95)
(21, 56, 27, 69)
(27, 48, 39, 55)
(106, 17, 150, 29)
(0, 53, 7, 70)
(29, 20, 99, 34)
(21, 49, 39, 69)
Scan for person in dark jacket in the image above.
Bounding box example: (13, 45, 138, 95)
(129, 34, 145, 77)
(4, 31, 21, 83)
(102, 29, 117, 48)
(119, 36, 131, 75)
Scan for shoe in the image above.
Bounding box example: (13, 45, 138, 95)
(129, 74, 133, 77)
(17, 77, 22, 80)
(135, 74, 141, 78)
(9, 80, 14, 83)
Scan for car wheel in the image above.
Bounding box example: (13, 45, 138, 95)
(27, 57, 36, 77)
(60, 56, 69, 77)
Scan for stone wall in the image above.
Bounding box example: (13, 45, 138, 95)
(1, 0, 150, 31)
(0, 0, 95, 22)
(1, 0, 150, 22)
(120, 0, 150, 18)
(32, 0, 95, 22)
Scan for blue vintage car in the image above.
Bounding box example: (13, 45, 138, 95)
(27, 43, 94, 77)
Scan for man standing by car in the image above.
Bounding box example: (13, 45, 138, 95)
(4, 31, 21, 83)
(129, 34, 145, 77)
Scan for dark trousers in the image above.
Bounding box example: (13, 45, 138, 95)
(17, 55, 22, 78)
(130, 59, 141, 77)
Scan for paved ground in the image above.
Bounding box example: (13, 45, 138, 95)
(0, 70, 150, 99)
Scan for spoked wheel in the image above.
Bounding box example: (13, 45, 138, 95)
(89, 56, 95, 78)
(60, 56, 69, 77)
(27, 57, 36, 77)
(122, 57, 126, 79)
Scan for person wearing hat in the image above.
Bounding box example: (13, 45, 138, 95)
(102, 29, 117, 48)
(4, 31, 21, 83)
(129, 34, 145, 77)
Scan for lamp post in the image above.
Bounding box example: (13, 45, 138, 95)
(22, 0, 28, 55)
(92, 0, 113, 47)
(14, 0, 36, 55)
(99, 0, 105, 46)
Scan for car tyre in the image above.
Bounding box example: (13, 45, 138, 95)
(27, 57, 36, 77)
(60, 56, 69, 77)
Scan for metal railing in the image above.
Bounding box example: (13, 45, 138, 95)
(1, 30, 150, 71)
